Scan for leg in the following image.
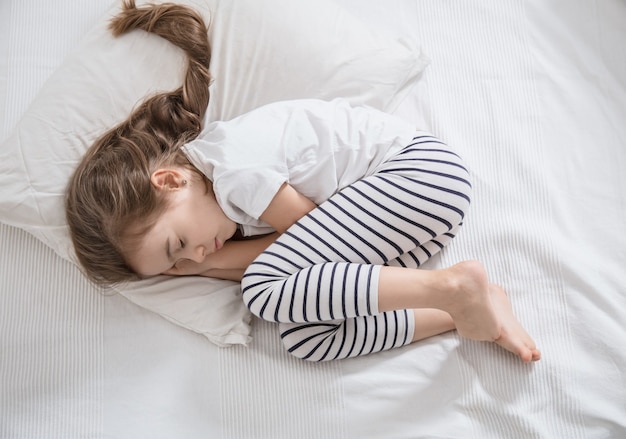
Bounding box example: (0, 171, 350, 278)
(411, 309, 455, 342)
(244, 135, 471, 360)
(279, 309, 454, 361)
(278, 309, 415, 361)
(378, 261, 541, 362)
(243, 135, 539, 361)
(244, 135, 472, 323)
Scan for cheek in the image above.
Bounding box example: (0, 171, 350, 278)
(203, 194, 226, 222)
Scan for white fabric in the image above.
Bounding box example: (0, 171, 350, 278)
(0, 0, 428, 346)
(1, 0, 626, 438)
(185, 98, 417, 236)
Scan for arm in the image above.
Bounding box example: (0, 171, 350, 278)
(206, 183, 316, 280)
(166, 233, 278, 281)
(201, 233, 279, 280)
(259, 182, 317, 233)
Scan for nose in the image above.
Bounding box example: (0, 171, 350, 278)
(188, 245, 206, 263)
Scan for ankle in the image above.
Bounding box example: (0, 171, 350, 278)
(436, 261, 489, 311)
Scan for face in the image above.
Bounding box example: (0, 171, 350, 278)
(126, 167, 237, 277)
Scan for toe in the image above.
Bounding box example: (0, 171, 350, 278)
(531, 349, 542, 362)
(519, 347, 533, 363)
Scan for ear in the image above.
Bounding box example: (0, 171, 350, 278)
(150, 168, 187, 191)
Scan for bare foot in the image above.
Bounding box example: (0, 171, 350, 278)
(442, 261, 500, 342)
(489, 284, 541, 363)
(442, 261, 541, 363)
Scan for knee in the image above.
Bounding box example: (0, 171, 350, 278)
(240, 269, 279, 322)
(439, 158, 473, 230)
(444, 153, 473, 218)
(406, 143, 474, 229)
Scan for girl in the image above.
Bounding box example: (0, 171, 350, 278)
(66, 0, 540, 363)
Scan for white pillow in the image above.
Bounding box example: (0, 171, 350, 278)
(0, 0, 429, 346)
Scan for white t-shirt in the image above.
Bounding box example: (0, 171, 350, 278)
(182, 99, 417, 236)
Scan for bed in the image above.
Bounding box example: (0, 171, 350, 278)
(1, 0, 624, 438)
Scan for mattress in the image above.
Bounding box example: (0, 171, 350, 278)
(1, 0, 625, 438)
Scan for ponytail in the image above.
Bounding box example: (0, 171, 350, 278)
(111, 0, 211, 142)
(66, 0, 212, 285)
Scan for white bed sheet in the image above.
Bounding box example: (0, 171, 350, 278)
(1, 1, 625, 438)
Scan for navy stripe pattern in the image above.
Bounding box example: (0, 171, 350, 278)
(241, 135, 472, 361)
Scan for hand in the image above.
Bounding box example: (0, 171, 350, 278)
(164, 260, 246, 282)
(162, 256, 216, 276)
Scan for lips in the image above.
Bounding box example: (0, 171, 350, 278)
(214, 238, 223, 251)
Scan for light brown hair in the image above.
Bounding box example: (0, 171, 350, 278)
(65, 0, 211, 285)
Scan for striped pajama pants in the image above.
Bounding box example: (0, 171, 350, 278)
(241, 134, 472, 361)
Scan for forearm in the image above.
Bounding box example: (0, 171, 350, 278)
(200, 233, 279, 280)
(202, 268, 247, 282)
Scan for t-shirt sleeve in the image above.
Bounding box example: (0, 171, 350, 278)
(183, 98, 417, 235)
(182, 109, 291, 230)
(213, 166, 287, 223)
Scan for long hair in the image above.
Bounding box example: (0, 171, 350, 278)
(65, 0, 211, 285)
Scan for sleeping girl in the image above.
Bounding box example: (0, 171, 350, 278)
(66, 0, 540, 363)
